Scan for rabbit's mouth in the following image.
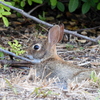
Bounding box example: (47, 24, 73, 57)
(25, 54, 47, 63)
(25, 55, 35, 60)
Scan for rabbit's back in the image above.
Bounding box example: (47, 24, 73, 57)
(30, 58, 91, 82)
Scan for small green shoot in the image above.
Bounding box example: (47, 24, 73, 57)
(79, 47, 84, 50)
(0, 45, 5, 60)
(66, 43, 74, 50)
(38, 11, 46, 21)
(90, 71, 100, 85)
(3, 64, 8, 71)
(8, 40, 25, 55)
(98, 40, 100, 45)
(0, 51, 4, 59)
(29, 87, 59, 98)
(29, 87, 41, 97)
(4, 78, 17, 95)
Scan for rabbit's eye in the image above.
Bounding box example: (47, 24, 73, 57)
(34, 45, 39, 50)
(32, 44, 41, 51)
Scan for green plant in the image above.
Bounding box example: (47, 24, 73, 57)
(68, 0, 100, 14)
(0, 0, 12, 26)
(11, 0, 41, 8)
(98, 40, 100, 45)
(29, 87, 59, 98)
(38, 11, 46, 21)
(0, 45, 5, 60)
(66, 43, 74, 50)
(0, 51, 4, 59)
(11, 0, 65, 12)
(4, 78, 17, 95)
(11, 0, 37, 9)
(8, 40, 25, 56)
(79, 47, 84, 50)
(90, 70, 100, 85)
(50, 0, 65, 12)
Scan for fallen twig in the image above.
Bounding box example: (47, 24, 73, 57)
(0, 48, 41, 64)
(0, 60, 32, 67)
(0, 1, 98, 43)
(28, 3, 45, 14)
(77, 25, 100, 31)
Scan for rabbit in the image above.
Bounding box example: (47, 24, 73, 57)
(26, 24, 100, 83)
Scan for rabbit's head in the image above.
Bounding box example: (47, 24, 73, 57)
(26, 24, 64, 61)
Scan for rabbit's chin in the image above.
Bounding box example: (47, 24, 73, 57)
(25, 54, 43, 63)
(25, 55, 35, 60)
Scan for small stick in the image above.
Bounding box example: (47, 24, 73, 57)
(28, 3, 45, 14)
(0, 60, 32, 66)
(77, 25, 100, 31)
(0, 48, 41, 64)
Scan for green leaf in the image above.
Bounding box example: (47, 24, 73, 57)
(0, 14, 2, 17)
(17, 44, 21, 47)
(93, 0, 99, 3)
(2, 12, 11, 15)
(28, 0, 32, 5)
(98, 40, 100, 44)
(13, 88, 18, 95)
(97, 3, 100, 10)
(43, 11, 45, 18)
(90, 71, 98, 82)
(82, 2, 90, 14)
(82, 0, 88, 2)
(21, 1, 25, 7)
(0, 5, 10, 11)
(38, 12, 46, 21)
(51, 5, 56, 9)
(38, 15, 42, 20)
(5, 2, 12, 6)
(0, 9, 4, 13)
(0, 52, 4, 59)
(50, 0, 57, 6)
(1, 1, 12, 11)
(32, 0, 43, 4)
(2, 16, 9, 27)
(8, 41, 11, 46)
(68, 0, 79, 12)
(4, 78, 13, 88)
(57, 1, 65, 12)
(11, 2, 15, 6)
(14, 40, 18, 44)
(89, 0, 96, 7)
(46, 90, 52, 95)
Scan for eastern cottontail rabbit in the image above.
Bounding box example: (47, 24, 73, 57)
(26, 24, 99, 82)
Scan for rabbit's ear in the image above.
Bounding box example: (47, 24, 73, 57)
(48, 25, 60, 46)
(58, 24, 64, 42)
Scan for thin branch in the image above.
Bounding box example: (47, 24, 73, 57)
(0, 48, 41, 64)
(77, 25, 100, 31)
(28, 3, 45, 14)
(0, 60, 32, 66)
(0, 1, 98, 43)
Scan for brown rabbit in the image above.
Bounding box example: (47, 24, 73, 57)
(26, 24, 99, 82)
